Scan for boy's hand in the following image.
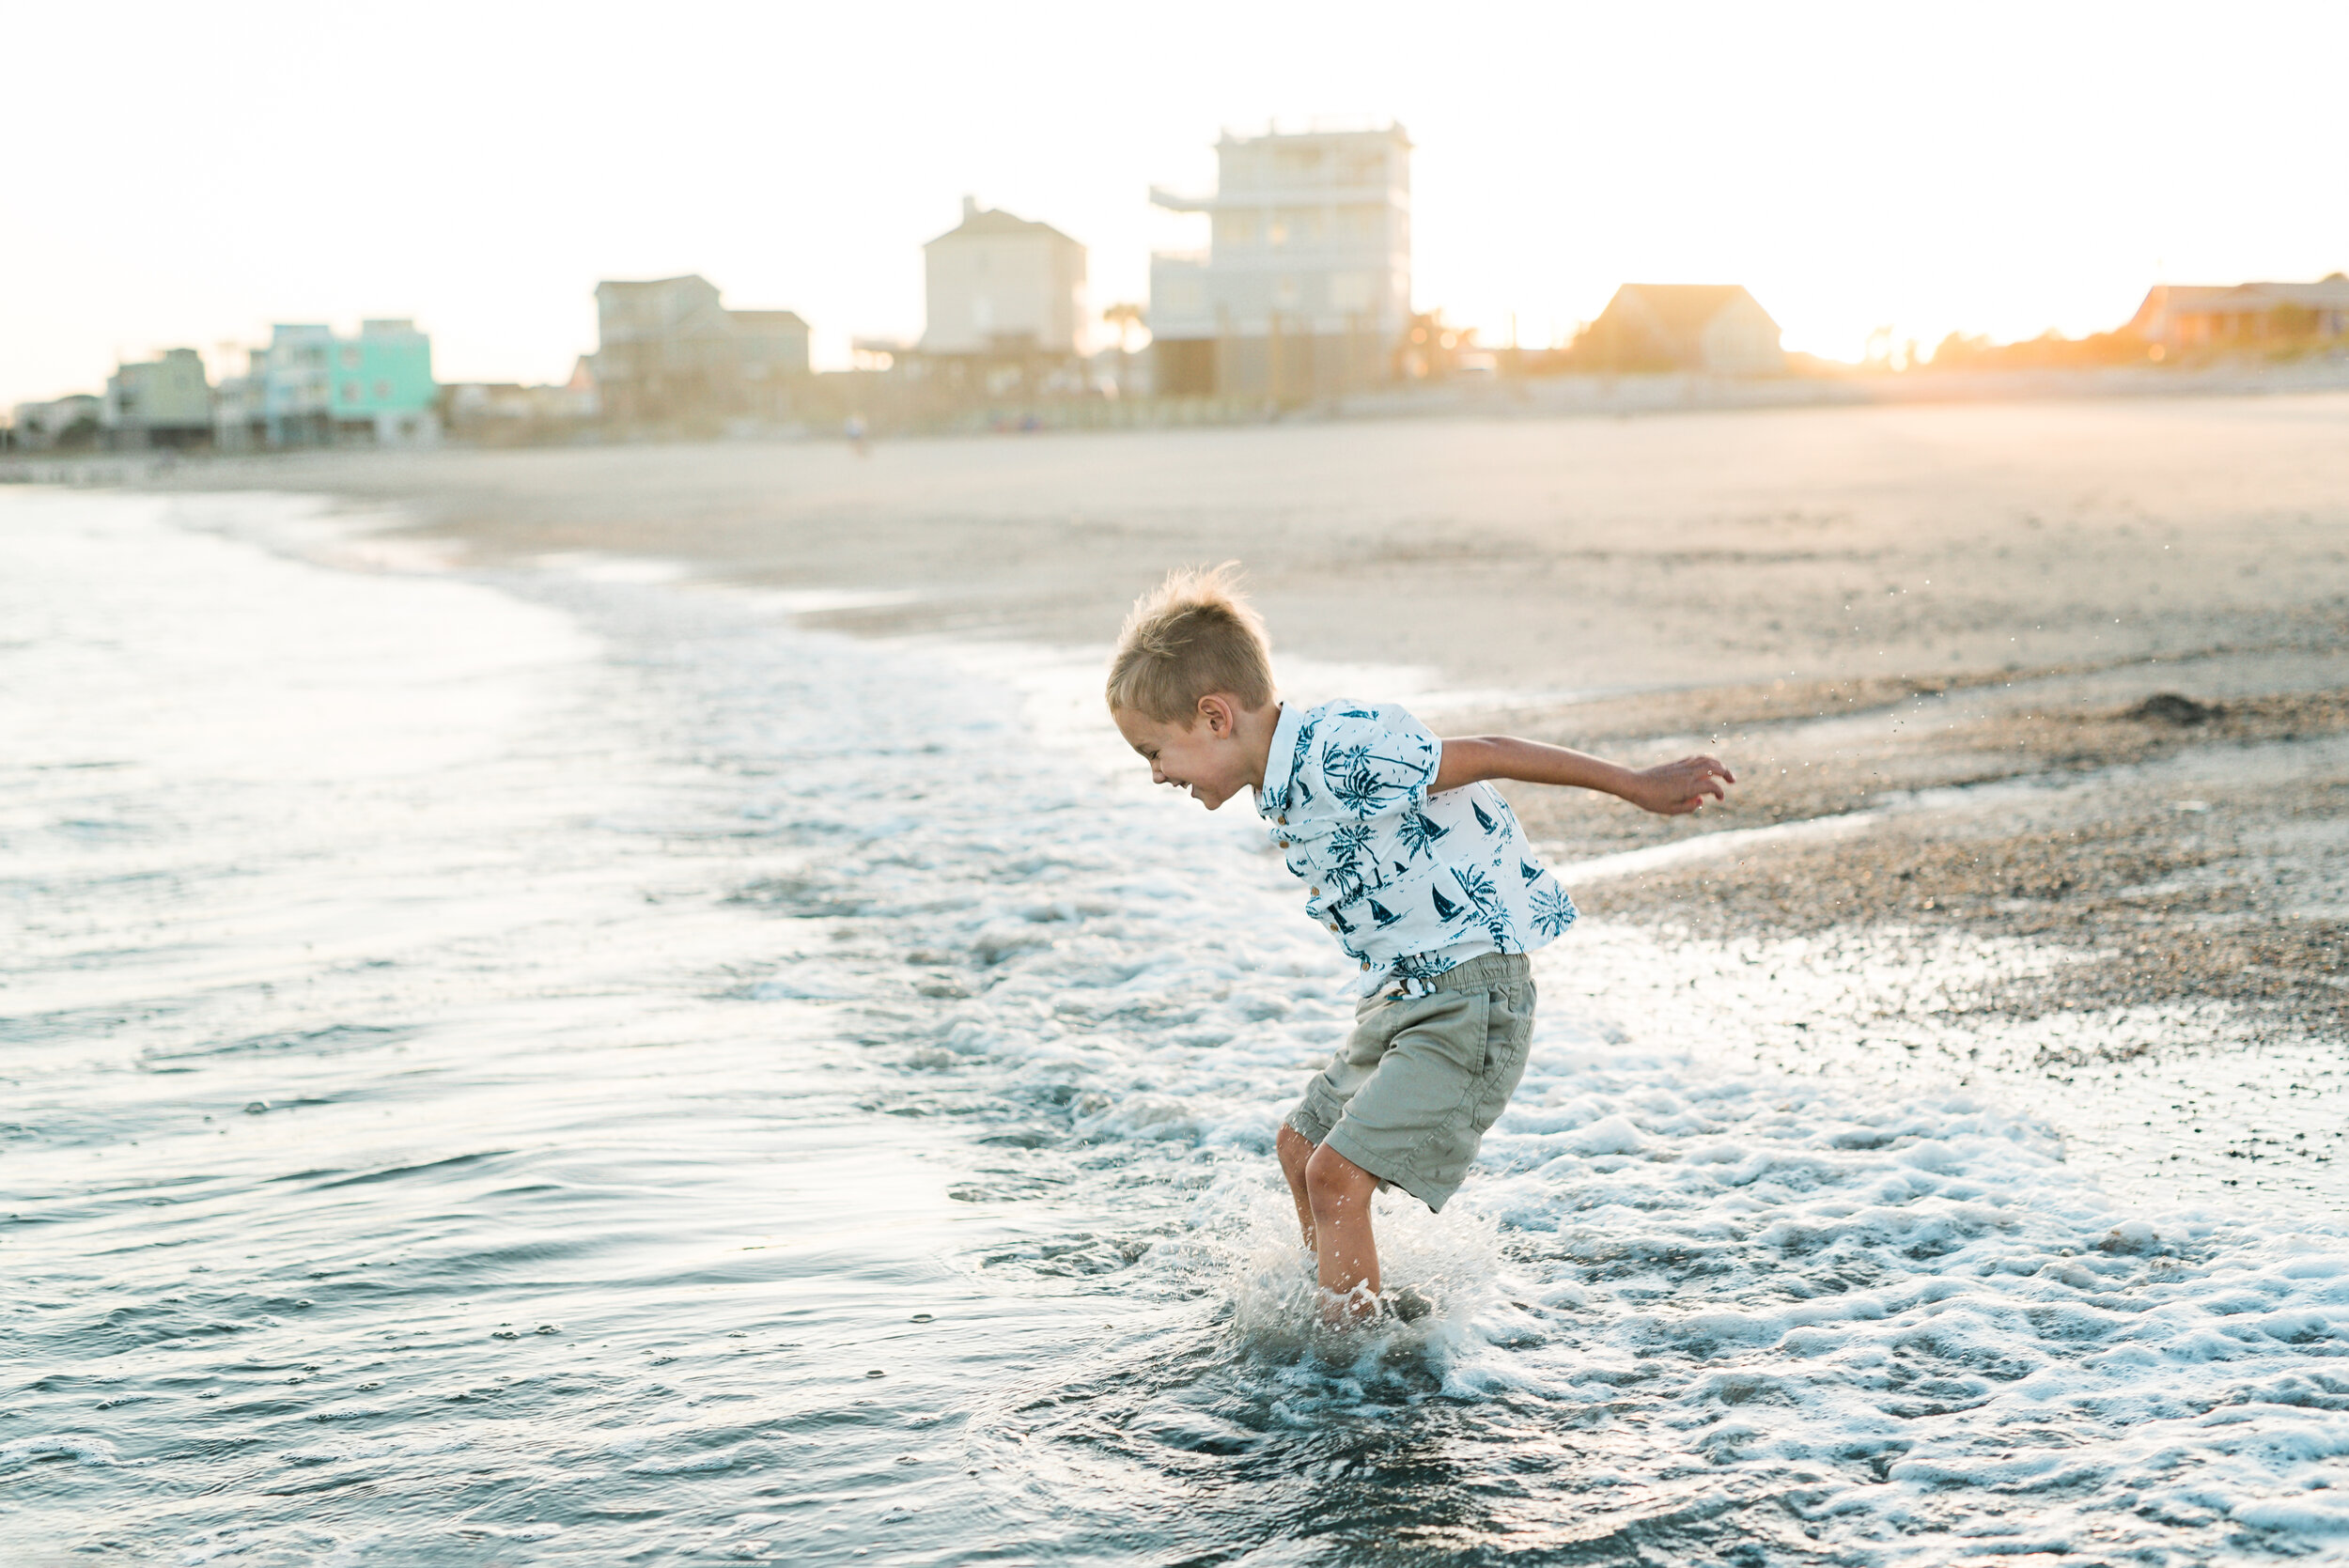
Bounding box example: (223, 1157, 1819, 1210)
(1625, 755, 1735, 815)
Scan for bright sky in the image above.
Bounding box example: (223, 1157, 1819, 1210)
(6, 1, 2344, 406)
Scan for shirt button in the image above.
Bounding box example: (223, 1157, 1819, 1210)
(1361, 960, 1371, 970)
(1279, 838, 1290, 847)
(1278, 815, 1287, 825)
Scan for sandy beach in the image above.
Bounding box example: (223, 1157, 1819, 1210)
(153, 395, 2349, 691)
(132, 394, 2349, 1205)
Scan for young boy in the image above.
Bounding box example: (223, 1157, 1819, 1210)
(1107, 566, 1735, 1322)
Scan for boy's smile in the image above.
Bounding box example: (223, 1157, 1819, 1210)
(1112, 697, 1275, 811)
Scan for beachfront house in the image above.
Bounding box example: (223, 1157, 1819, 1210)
(2127, 276, 2349, 352)
(211, 349, 269, 453)
(1148, 124, 1414, 399)
(103, 349, 213, 450)
(8, 394, 104, 451)
(1577, 286, 1786, 375)
(919, 198, 1089, 361)
(259, 320, 439, 447)
(591, 275, 811, 427)
(728, 310, 814, 420)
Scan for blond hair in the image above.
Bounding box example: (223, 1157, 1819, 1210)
(1105, 563, 1275, 723)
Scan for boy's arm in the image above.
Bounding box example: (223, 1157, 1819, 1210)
(1432, 735, 1734, 815)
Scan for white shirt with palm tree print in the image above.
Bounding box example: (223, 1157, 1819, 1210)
(1253, 699, 1578, 996)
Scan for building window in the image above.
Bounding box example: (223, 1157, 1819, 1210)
(341, 381, 360, 403)
(340, 347, 363, 369)
(374, 380, 392, 400)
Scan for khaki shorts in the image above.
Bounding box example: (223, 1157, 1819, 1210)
(1285, 952, 1536, 1214)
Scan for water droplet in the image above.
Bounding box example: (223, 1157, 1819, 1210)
(910, 1313, 933, 1323)
(865, 1369, 885, 1378)
(243, 1101, 270, 1115)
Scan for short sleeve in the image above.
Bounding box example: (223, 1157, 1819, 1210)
(1301, 703, 1439, 820)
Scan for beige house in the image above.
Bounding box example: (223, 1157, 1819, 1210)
(2127, 276, 2349, 350)
(920, 198, 1088, 358)
(103, 348, 212, 448)
(1580, 285, 1785, 374)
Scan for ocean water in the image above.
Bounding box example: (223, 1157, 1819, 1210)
(4, 489, 2346, 1566)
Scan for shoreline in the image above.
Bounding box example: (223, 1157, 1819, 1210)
(49, 397, 2349, 1200)
(10, 360, 2349, 474)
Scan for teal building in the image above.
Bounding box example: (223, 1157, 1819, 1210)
(263, 320, 438, 446)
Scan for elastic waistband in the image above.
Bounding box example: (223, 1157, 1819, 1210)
(1381, 951, 1531, 999)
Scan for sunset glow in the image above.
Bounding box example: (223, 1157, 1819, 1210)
(4, 0, 2341, 404)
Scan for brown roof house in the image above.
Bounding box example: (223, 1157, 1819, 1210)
(591, 275, 810, 426)
(2127, 275, 2349, 351)
(1579, 284, 1785, 374)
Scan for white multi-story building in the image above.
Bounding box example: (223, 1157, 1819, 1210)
(1149, 124, 1412, 397)
(920, 197, 1088, 359)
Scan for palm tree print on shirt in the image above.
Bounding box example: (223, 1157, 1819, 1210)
(1448, 862, 1518, 951)
(1395, 804, 1449, 861)
(1530, 883, 1579, 939)
(1324, 739, 1421, 816)
(1391, 950, 1459, 984)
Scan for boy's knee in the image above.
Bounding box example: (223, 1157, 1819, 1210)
(1304, 1143, 1374, 1209)
(1277, 1122, 1315, 1171)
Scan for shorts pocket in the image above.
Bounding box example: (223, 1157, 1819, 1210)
(1471, 981, 1535, 1131)
(1331, 988, 1489, 1155)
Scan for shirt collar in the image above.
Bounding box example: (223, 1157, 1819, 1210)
(1255, 701, 1302, 815)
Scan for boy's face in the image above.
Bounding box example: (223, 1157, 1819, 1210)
(1113, 698, 1253, 811)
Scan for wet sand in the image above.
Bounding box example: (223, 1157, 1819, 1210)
(146, 395, 2349, 1196)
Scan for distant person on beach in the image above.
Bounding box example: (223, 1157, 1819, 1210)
(1106, 566, 1735, 1324)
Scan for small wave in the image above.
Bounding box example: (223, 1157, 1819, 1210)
(0, 1435, 120, 1472)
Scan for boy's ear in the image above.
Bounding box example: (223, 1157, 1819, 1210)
(1197, 693, 1233, 736)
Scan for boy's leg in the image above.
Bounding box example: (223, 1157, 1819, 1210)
(1275, 1123, 1317, 1248)
(1303, 1141, 1382, 1317)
